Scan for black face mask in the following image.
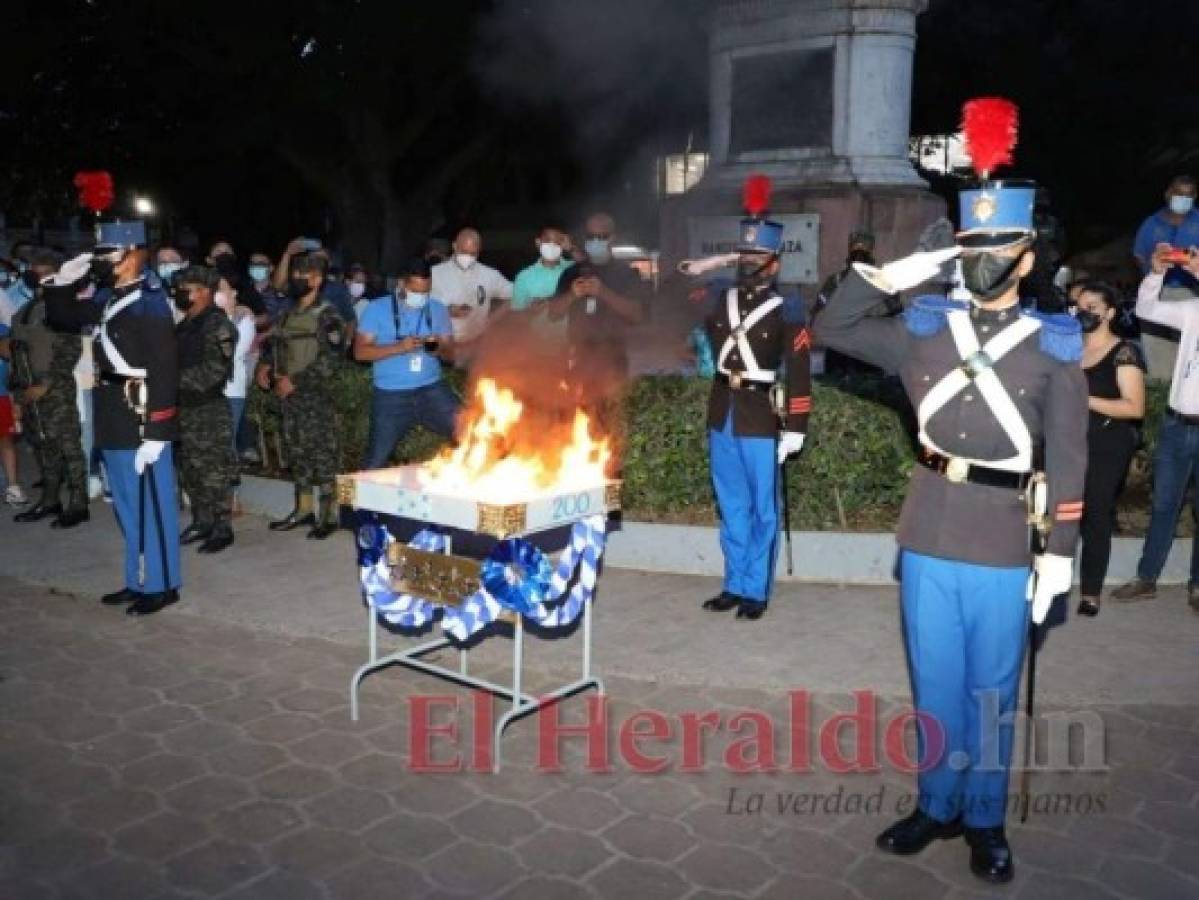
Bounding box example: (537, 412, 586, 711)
(736, 257, 772, 288)
(1075, 309, 1103, 333)
(172, 287, 194, 313)
(289, 277, 311, 299)
(961, 250, 1028, 301)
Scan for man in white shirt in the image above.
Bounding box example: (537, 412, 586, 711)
(1113, 243, 1199, 611)
(431, 228, 512, 366)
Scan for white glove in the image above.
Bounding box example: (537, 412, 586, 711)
(777, 431, 805, 464)
(1028, 553, 1073, 624)
(853, 246, 961, 294)
(134, 440, 167, 474)
(678, 253, 739, 276)
(44, 252, 94, 286)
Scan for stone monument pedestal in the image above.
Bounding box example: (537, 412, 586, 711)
(663, 0, 944, 289)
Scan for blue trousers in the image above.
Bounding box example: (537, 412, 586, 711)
(1137, 414, 1199, 584)
(102, 446, 182, 593)
(900, 551, 1029, 827)
(364, 382, 460, 470)
(709, 412, 777, 603)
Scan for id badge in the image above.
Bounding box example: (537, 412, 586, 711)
(410, 355, 423, 373)
(585, 297, 597, 315)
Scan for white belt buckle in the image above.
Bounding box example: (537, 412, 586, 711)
(945, 457, 970, 484)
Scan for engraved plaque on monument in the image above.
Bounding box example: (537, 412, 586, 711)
(730, 48, 834, 154)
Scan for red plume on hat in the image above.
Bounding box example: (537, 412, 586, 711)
(743, 174, 771, 218)
(73, 171, 115, 214)
(961, 98, 1019, 180)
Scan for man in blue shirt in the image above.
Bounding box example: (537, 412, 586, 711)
(354, 259, 458, 469)
(1134, 175, 1199, 293)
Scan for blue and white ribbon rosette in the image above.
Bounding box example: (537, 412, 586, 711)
(358, 514, 607, 641)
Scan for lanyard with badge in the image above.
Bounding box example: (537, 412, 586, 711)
(392, 293, 431, 373)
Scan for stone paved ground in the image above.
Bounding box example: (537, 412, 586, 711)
(2, 576, 1198, 900)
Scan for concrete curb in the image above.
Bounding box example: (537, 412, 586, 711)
(238, 475, 1193, 586)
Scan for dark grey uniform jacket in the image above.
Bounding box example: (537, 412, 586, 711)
(813, 269, 1088, 568)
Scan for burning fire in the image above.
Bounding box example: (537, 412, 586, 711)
(418, 378, 611, 503)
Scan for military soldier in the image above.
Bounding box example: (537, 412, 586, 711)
(256, 253, 345, 539)
(813, 101, 1087, 884)
(11, 249, 91, 528)
(44, 222, 182, 616)
(700, 177, 811, 621)
(173, 266, 238, 553)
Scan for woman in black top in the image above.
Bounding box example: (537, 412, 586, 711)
(1075, 281, 1146, 616)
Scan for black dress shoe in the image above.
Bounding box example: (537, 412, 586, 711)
(180, 522, 213, 545)
(101, 588, 141, 605)
(736, 600, 767, 620)
(965, 826, 1014, 884)
(1076, 598, 1100, 617)
(269, 511, 315, 532)
(306, 522, 337, 540)
(876, 810, 964, 855)
(126, 590, 180, 616)
(198, 529, 234, 554)
(14, 502, 61, 523)
(51, 507, 90, 529)
(702, 591, 741, 612)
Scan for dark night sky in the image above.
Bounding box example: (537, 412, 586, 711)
(1, 0, 1197, 268)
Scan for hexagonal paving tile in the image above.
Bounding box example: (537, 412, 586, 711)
(163, 773, 253, 818)
(164, 838, 268, 895)
(586, 857, 690, 900)
(303, 784, 394, 832)
(119, 752, 207, 792)
(362, 812, 459, 861)
(425, 842, 526, 896)
(254, 763, 338, 802)
(210, 800, 306, 844)
(111, 811, 212, 863)
(533, 788, 623, 831)
(514, 826, 611, 878)
(601, 815, 694, 862)
(449, 798, 542, 846)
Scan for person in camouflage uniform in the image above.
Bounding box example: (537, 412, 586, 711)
(11, 249, 90, 528)
(256, 253, 345, 540)
(174, 267, 238, 553)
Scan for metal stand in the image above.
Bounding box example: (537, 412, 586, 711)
(349, 543, 604, 772)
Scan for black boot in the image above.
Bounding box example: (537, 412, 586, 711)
(101, 587, 141, 606)
(269, 487, 315, 531)
(51, 490, 90, 529)
(126, 590, 181, 616)
(198, 523, 234, 554)
(702, 591, 741, 612)
(306, 489, 338, 540)
(15, 502, 61, 523)
(965, 826, 1014, 884)
(876, 810, 964, 855)
(180, 521, 214, 545)
(51, 506, 90, 528)
(736, 600, 768, 620)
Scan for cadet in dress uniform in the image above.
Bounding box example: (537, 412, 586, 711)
(813, 107, 1087, 883)
(11, 249, 91, 528)
(256, 253, 346, 540)
(700, 179, 811, 621)
(174, 266, 238, 554)
(44, 222, 182, 616)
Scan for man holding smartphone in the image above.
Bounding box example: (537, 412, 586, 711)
(354, 258, 458, 469)
(431, 227, 512, 367)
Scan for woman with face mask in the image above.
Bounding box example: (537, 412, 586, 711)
(1074, 281, 1146, 616)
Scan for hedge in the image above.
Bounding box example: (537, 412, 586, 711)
(248, 363, 1167, 532)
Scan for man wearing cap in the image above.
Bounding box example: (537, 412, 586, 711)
(813, 107, 1088, 883)
(44, 221, 182, 616)
(814, 230, 897, 375)
(173, 266, 238, 554)
(256, 253, 347, 539)
(700, 182, 811, 622)
(11, 249, 91, 528)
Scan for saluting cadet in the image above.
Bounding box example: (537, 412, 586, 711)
(701, 176, 811, 621)
(813, 100, 1088, 884)
(44, 222, 182, 616)
(174, 266, 238, 553)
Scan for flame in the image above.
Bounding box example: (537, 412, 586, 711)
(418, 378, 611, 503)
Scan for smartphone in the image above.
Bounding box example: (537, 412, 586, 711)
(1162, 247, 1191, 265)
(423, 338, 440, 352)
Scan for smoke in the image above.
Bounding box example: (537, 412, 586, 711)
(472, 0, 712, 213)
